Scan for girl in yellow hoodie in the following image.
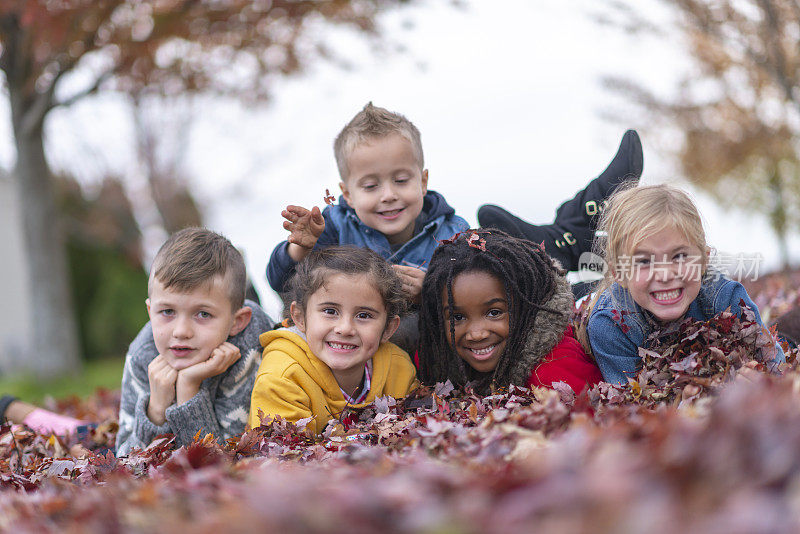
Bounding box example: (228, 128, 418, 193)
(249, 246, 419, 434)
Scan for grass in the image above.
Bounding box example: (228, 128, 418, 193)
(0, 357, 125, 404)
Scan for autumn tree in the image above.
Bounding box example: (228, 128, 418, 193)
(599, 0, 800, 268)
(0, 0, 414, 377)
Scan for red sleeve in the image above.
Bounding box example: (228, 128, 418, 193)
(527, 326, 602, 395)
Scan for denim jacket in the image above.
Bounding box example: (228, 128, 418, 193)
(587, 270, 782, 384)
(267, 190, 469, 292)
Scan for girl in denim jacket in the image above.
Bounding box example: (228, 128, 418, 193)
(584, 184, 782, 385)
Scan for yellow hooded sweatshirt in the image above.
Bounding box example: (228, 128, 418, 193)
(249, 328, 419, 434)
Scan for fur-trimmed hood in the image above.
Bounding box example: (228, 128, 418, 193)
(502, 269, 574, 387)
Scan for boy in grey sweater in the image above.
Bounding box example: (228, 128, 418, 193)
(116, 228, 272, 456)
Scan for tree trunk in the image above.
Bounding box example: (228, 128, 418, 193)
(9, 101, 82, 378)
(768, 171, 791, 271)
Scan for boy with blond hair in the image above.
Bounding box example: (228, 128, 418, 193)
(268, 102, 465, 303)
(267, 102, 642, 302)
(116, 228, 272, 455)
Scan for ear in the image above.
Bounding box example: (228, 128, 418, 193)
(420, 169, 429, 195)
(229, 306, 253, 337)
(289, 301, 306, 333)
(381, 315, 401, 344)
(702, 246, 712, 276)
(145, 298, 152, 317)
(339, 181, 350, 205)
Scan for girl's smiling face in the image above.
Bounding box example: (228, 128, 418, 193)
(443, 271, 510, 373)
(619, 226, 706, 323)
(291, 273, 400, 392)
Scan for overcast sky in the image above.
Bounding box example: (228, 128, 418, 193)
(4, 0, 798, 320)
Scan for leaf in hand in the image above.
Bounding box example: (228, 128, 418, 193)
(324, 188, 336, 205)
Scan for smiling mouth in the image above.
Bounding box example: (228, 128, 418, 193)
(327, 341, 359, 352)
(378, 208, 404, 219)
(651, 288, 682, 303)
(467, 344, 498, 360)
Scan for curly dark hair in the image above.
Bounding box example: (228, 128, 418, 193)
(282, 246, 406, 326)
(417, 229, 564, 392)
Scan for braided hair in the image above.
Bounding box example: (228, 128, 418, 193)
(417, 229, 565, 392)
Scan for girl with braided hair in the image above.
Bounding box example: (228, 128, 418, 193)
(417, 229, 601, 395)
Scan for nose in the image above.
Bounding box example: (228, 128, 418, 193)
(334, 315, 356, 336)
(173, 315, 193, 339)
(653, 258, 676, 283)
(464, 321, 489, 342)
(379, 182, 398, 202)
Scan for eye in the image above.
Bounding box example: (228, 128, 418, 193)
(634, 256, 651, 266)
(487, 308, 504, 318)
(451, 312, 465, 322)
(159, 309, 175, 317)
(356, 311, 374, 320)
(322, 308, 337, 316)
(674, 252, 688, 262)
(197, 311, 212, 320)
(362, 183, 377, 191)
(394, 176, 410, 184)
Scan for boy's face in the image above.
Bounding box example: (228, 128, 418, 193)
(146, 275, 250, 371)
(340, 133, 428, 246)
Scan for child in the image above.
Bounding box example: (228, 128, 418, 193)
(250, 246, 418, 434)
(266, 103, 643, 300)
(116, 228, 273, 456)
(585, 184, 783, 385)
(417, 229, 602, 395)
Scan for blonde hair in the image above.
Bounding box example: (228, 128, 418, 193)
(577, 184, 708, 352)
(599, 183, 708, 282)
(333, 102, 424, 180)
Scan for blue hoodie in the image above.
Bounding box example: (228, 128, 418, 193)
(267, 190, 469, 292)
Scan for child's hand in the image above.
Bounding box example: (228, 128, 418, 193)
(147, 354, 178, 426)
(283, 205, 325, 262)
(176, 342, 241, 405)
(393, 265, 426, 304)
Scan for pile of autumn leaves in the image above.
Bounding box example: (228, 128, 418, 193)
(2, 305, 800, 532)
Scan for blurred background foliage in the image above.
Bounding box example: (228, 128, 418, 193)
(0, 0, 418, 380)
(599, 0, 800, 269)
(58, 174, 149, 361)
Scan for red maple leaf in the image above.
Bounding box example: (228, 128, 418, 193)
(611, 309, 631, 334)
(467, 231, 486, 251)
(436, 231, 465, 246)
(324, 188, 336, 205)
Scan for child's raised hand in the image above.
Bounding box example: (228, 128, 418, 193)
(283, 205, 325, 261)
(176, 342, 241, 405)
(147, 354, 178, 426)
(393, 265, 426, 304)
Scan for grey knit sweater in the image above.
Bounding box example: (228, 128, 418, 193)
(115, 300, 272, 456)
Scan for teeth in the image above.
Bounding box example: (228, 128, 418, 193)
(653, 289, 680, 301)
(329, 342, 357, 350)
(470, 345, 496, 355)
